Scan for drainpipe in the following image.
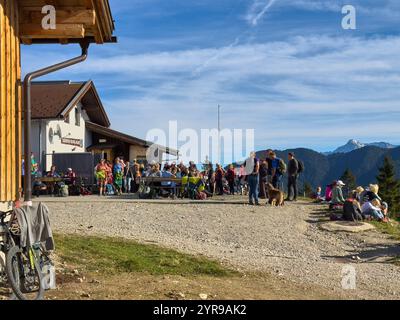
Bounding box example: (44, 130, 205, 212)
(24, 40, 90, 203)
(38, 120, 42, 173)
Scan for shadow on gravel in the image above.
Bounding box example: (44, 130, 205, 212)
(322, 243, 400, 264)
(310, 207, 330, 215)
(306, 206, 330, 224)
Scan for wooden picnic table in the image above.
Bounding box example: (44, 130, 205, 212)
(34, 177, 63, 183)
(139, 177, 183, 197)
(140, 177, 183, 184)
(33, 177, 65, 197)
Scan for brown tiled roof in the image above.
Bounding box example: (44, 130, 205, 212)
(30, 81, 111, 127)
(31, 81, 84, 119)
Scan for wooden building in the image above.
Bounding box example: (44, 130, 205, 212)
(0, 0, 115, 207)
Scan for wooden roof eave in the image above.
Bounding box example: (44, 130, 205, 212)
(60, 80, 111, 127)
(18, 0, 115, 45)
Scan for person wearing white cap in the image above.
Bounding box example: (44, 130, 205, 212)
(65, 167, 76, 186)
(331, 180, 346, 205)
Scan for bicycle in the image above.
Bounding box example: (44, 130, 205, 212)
(0, 209, 46, 300)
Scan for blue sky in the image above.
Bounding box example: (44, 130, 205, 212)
(22, 0, 400, 157)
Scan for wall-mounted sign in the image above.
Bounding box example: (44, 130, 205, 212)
(61, 138, 83, 148)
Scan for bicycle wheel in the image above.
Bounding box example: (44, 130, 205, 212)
(6, 245, 44, 300)
(0, 254, 6, 282)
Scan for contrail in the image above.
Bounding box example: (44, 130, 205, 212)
(190, 0, 279, 77)
(192, 37, 240, 76)
(249, 0, 278, 26)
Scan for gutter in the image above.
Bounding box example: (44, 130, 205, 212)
(23, 40, 90, 203)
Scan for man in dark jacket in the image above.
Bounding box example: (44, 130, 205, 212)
(287, 152, 299, 201)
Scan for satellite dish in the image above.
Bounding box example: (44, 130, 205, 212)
(48, 128, 54, 144)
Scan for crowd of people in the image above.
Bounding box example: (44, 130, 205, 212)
(21, 153, 79, 197)
(95, 157, 142, 196)
(313, 181, 390, 223)
(23, 151, 391, 223)
(93, 150, 305, 205)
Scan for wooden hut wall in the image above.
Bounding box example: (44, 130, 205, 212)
(0, 0, 21, 202)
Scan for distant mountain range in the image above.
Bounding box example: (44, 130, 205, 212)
(256, 144, 400, 189)
(324, 139, 397, 155)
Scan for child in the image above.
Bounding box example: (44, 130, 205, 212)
(313, 186, 323, 202)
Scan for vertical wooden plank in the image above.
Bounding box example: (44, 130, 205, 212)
(5, 0, 11, 201)
(0, 0, 6, 202)
(14, 0, 21, 199)
(10, 0, 15, 200)
(0, 0, 20, 202)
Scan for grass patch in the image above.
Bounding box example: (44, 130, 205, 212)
(368, 219, 400, 241)
(54, 234, 237, 277)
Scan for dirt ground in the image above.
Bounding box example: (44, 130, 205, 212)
(47, 268, 341, 301)
(2, 197, 400, 300)
(1, 249, 342, 301)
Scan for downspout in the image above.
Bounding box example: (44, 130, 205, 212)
(38, 120, 42, 173)
(24, 40, 90, 203)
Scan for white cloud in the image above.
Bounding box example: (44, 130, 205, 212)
(21, 31, 400, 151)
(94, 34, 400, 150)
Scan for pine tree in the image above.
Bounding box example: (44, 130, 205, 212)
(376, 157, 400, 218)
(340, 168, 357, 197)
(303, 182, 313, 198)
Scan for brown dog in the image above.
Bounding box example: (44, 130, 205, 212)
(266, 183, 285, 206)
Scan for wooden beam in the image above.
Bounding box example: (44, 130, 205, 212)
(20, 23, 85, 39)
(21, 8, 96, 26)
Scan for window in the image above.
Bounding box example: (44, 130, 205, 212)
(75, 107, 80, 126)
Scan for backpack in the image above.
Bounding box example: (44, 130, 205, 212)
(297, 160, 305, 174)
(343, 200, 363, 222)
(278, 159, 287, 175)
(197, 191, 207, 200)
(259, 164, 268, 177)
(60, 185, 69, 197)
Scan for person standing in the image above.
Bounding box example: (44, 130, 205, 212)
(269, 151, 285, 190)
(215, 164, 225, 196)
(246, 152, 260, 205)
(123, 161, 133, 193)
(286, 152, 299, 201)
(259, 160, 268, 199)
(31, 152, 39, 177)
(265, 149, 273, 184)
(95, 159, 107, 196)
(226, 164, 235, 195)
(113, 157, 124, 195)
(207, 163, 215, 194)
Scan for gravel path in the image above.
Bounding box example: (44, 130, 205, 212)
(43, 198, 400, 300)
